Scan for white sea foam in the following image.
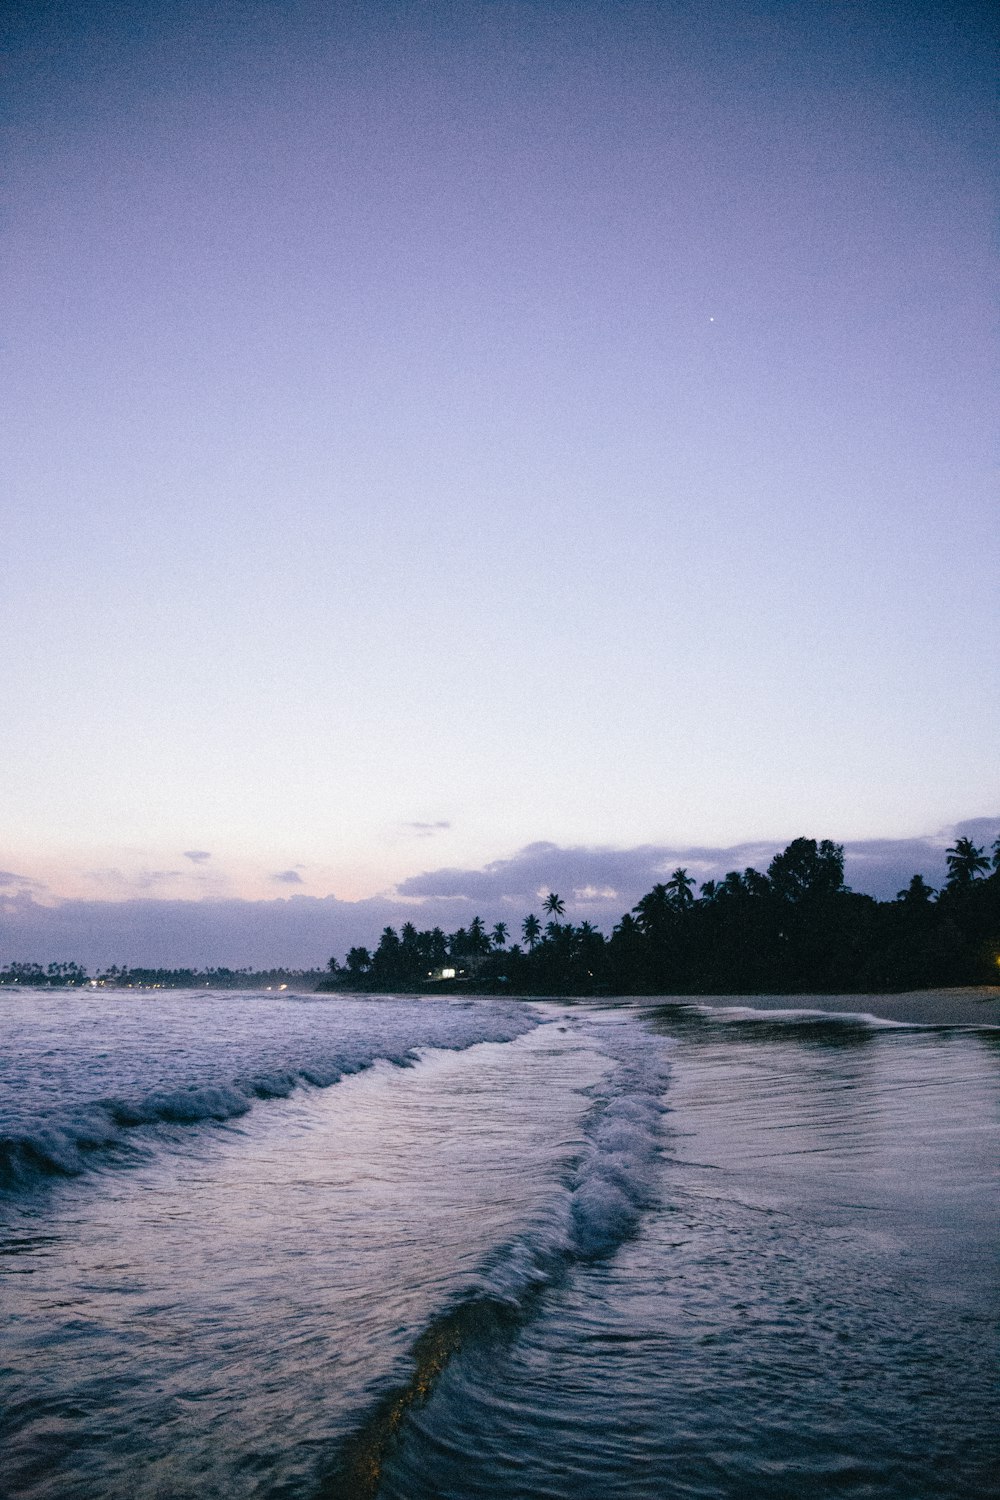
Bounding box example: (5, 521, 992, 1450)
(462, 1018, 673, 1307)
(695, 1003, 911, 1028)
(568, 1023, 672, 1257)
(0, 993, 537, 1196)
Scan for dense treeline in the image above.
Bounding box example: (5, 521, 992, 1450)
(0, 963, 327, 990)
(322, 836, 1000, 995)
(0, 961, 91, 988)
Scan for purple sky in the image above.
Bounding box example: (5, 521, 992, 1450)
(3, 1, 997, 963)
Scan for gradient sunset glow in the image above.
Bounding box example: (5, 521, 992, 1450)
(3, 0, 996, 962)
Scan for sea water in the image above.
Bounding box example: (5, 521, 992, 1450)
(0, 991, 996, 1499)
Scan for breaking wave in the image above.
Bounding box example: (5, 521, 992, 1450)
(0, 1073, 317, 1191)
(0, 994, 537, 1196)
(494, 1022, 671, 1279)
(320, 1019, 672, 1499)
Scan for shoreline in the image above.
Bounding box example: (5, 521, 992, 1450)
(2, 983, 998, 1027)
(673, 987, 1000, 1028)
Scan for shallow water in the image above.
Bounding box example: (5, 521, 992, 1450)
(1, 991, 997, 1498)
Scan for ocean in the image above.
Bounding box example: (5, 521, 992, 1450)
(0, 990, 996, 1499)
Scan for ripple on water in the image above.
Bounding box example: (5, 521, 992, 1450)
(1, 997, 997, 1500)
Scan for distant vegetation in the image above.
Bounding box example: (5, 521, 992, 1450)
(319, 835, 1000, 996)
(0, 964, 327, 991)
(3, 837, 998, 996)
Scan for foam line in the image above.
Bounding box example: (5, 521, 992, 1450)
(319, 1019, 672, 1498)
(0, 1019, 536, 1198)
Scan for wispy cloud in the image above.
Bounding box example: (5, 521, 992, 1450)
(403, 821, 452, 837)
(396, 841, 670, 906)
(183, 850, 212, 864)
(572, 885, 619, 902)
(84, 868, 185, 892)
(0, 869, 45, 893)
(270, 869, 305, 885)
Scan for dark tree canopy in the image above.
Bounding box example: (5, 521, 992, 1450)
(766, 838, 844, 904)
(314, 835, 998, 996)
(945, 837, 990, 886)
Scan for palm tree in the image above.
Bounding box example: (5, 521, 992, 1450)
(468, 915, 489, 954)
(491, 922, 508, 950)
(897, 873, 935, 904)
(945, 837, 989, 886)
(543, 891, 565, 918)
(522, 913, 542, 950)
(346, 946, 371, 975)
(634, 883, 670, 934)
(665, 868, 695, 909)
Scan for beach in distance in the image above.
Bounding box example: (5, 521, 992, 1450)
(659, 986, 1000, 1028)
(321, 985, 1000, 1028)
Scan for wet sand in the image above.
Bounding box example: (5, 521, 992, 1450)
(694, 987, 1000, 1027)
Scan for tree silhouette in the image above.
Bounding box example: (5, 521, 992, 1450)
(767, 839, 844, 903)
(897, 873, 935, 904)
(945, 837, 989, 886)
(543, 891, 566, 918)
(491, 922, 508, 950)
(665, 867, 695, 909)
(608, 912, 645, 990)
(633, 883, 670, 935)
(522, 913, 542, 950)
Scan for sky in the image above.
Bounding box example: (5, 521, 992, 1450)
(2, 0, 998, 964)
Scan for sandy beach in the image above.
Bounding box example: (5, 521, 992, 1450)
(694, 988, 1000, 1027)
